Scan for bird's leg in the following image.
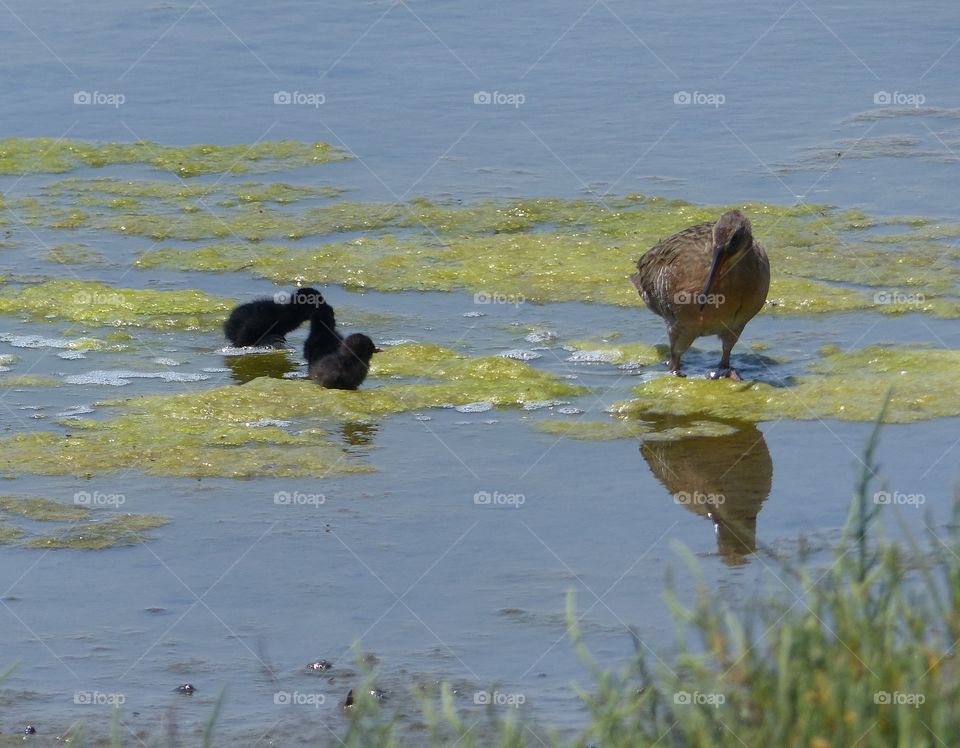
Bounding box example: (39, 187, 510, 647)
(711, 328, 743, 381)
(667, 328, 695, 377)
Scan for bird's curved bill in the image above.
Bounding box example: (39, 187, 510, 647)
(700, 247, 725, 311)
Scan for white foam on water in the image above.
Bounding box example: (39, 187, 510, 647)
(525, 329, 558, 344)
(201, 367, 231, 373)
(220, 345, 289, 356)
(462, 311, 485, 318)
(380, 339, 418, 346)
(282, 372, 308, 379)
(566, 349, 620, 363)
(1, 333, 82, 349)
(522, 400, 570, 411)
(57, 351, 87, 360)
(245, 419, 291, 428)
(64, 370, 211, 386)
(56, 405, 95, 417)
(556, 406, 584, 415)
(153, 357, 182, 366)
(498, 349, 542, 361)
(455, 401, 494, 413)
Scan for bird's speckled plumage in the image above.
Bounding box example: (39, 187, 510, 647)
(630, 210, 769, 375)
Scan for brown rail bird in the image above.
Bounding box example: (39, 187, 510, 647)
(630, 210, 769, 379)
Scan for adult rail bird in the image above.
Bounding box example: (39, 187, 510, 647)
(630, 210, 769, 379)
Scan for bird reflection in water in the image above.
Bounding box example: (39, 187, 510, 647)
(641, 420, 772, 565)
(225, 351, 299, 384)
(340, 421, 378, 448)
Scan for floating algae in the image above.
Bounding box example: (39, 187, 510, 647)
(532, 417, 738, 441)
(0, 280, 233, 330)
(0, 375, 60, 388)
(24, 515, 169, 550)
(0, 344, 586, 479)
(613, 346, 960, 424)
(0, 496, 168, 550)
(46, 243, 106, 265)
(129, 197, 959, 317)
(563, 340, 662, 366)
(0, 138, 347, 176)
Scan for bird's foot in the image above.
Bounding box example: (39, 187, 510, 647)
(708, 367, 742, 382)
(668, 369, 686, 378)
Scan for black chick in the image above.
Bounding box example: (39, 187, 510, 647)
(303, 303, 343, 363)
(308, 334, 381, 390)
(223, 287, 324, 347)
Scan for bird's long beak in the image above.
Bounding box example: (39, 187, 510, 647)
(699, 246, 725, 311)
(373, 347, 383, 353)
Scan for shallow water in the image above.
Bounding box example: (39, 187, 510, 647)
(0, 1, 958, 743)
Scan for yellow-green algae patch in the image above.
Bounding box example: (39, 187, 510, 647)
(0, 496, 87, 521)
(24, 515, 169, 550)
(129, 196, 960, 317)
(533, 417, 738, 441)
(0, 375, 60, 388)
(0, 138, 347, 176)
(613, 346, 960, 424)
(0, 344, 586, 479)
(0, 496, 168, 549)
(46, 243, 106, 265)
(0, 280, 233, 329)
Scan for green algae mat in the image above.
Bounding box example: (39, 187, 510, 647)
(0, 496, 167, 549)
(0, 136, 958, 478)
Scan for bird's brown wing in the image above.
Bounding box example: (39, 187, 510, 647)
(630, 222, 712, 319)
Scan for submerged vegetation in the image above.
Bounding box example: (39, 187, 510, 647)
(0, 495, 168, 549)
(0, 138, 347, 177)
(14, 422, 960, 744)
